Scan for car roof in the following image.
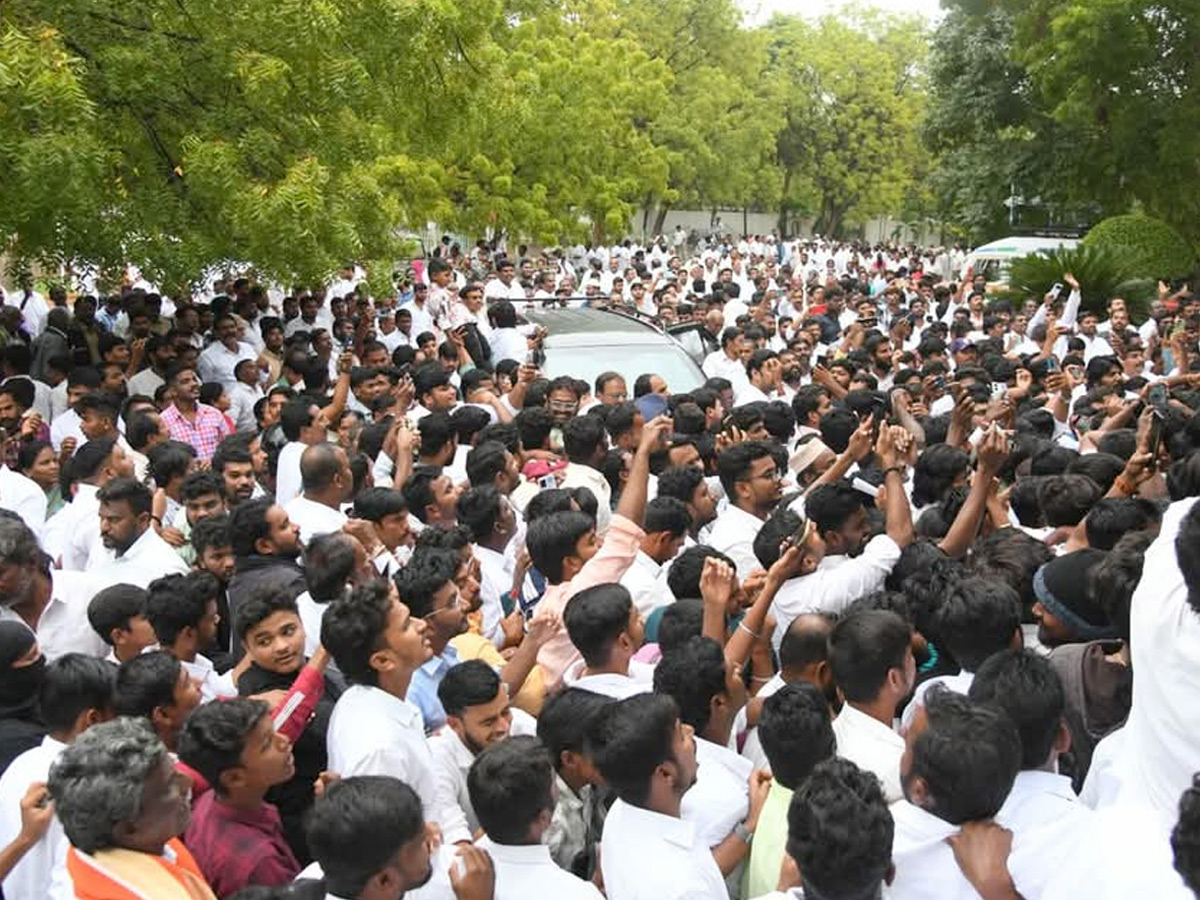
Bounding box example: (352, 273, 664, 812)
(522, 307, 671, 347)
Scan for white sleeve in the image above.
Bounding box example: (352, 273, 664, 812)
(1060, 288, 1082, 329)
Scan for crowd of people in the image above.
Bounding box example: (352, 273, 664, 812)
(0, 231, 1194, 900)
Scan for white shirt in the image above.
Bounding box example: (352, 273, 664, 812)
(559, 463, 612, 535)
(228, 381, 264, 433)
(477, 837, 603, 900)
(619, 551, 670, 618)
(0, 736, 68, 900)
(900, 671, 975, 733)
(0, 571, 108, 661)
(181, 652, 237, 703)
(997, 769, 1093, 900)
(48, 483, 101, 571)
(561, 660, 654, 700)
(707, 505, 766, 580)
(601, 799, 729, 900)
(87, 526, 190, 588)
(326, 684, 471, 843)
(769, 535, 901, 653)
(740, 673, 786, 772)
(489, 327, 529, 365)
(831, 703, 905, 803)
(1079, 727, 1126, 810)
(889, 801, 979, 900)
(680, 736, 752, 848)
(285, 494, 348, 547)
(127, 367, 166, 399)
(0, 466, 47, 535)
(275, 441, 306, 506)
(296, 591, 328, 657)
(701, 351, 749, 392)
(474, 544, 534, 648)
(197, 340, 258, 390)
(48, 408, 84, 453)
(1121, 496, 1200, 824)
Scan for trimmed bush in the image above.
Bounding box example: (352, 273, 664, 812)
(1083, 215, 1196, 280)
(1005, 245, 1155, 317)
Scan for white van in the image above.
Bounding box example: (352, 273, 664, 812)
(962, 235, 1080, 289)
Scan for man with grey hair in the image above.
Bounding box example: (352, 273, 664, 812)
(48, 717, 208, 899)
(0, 513, 106, 661)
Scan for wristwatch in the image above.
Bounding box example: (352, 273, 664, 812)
(734, 820, 755, 845)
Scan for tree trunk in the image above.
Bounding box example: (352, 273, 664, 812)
(653, 202, 671, 236)
(778, 168, 792, 236)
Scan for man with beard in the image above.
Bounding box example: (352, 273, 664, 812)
(864, 332, 896, 391)
(590, 693, 725, 900)
(0, 515, 106, 661)
(226, 498, 305, 653)
(212, 436, 262, 506)
(89, 477, 190, 588)
(708, 441, 783, 579)
(304, 775, 495, 900)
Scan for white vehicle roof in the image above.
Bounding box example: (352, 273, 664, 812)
(968, 236, 1079, 260)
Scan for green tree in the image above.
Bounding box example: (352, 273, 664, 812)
(767, 10, 928, 238)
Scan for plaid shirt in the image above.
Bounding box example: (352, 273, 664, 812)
(184, 791, 299, 898)
(161, 403, 230, 461)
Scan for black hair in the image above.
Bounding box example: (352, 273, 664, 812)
(438, 659, 502, 718)
(321, 580, 394, 687)
(96, 476, 153, 516)
(400, 468, 442, 524)
(192, 513, 233, 558)
(1173, 774, 1200, 896)
(304, 532, 357, 604)
(786, 757, 894, 900)
(652, 635, 727, 734)
(515, 407, 553, 452)
(87, 584, 149, 647)
(910, 687, 1022, 824)
(716, 439, 777, 497)
(604, 402, 640, 445)
(828, 611, 911, 705)
(144, 572, 217, 645)
(758, 682, 836, 790)
(1066, 453, 1125, 494)
(351, 486, 407, 522)
(125, 413, 161, 453)
(969, 649, 1065, 770)
(280, 398, 317, 442)
(1084, 497, 1161, 551)
(455, 485, 504, 543)
(476, 422, 520, 455)
(754, 507, 803, 569)
(392, 549, 457, 619)
(37, 654, 116, 733)
(643, 496, 691, 538)
(1177, 502, 1200, 615)
(966, 528, 1054, 610)
(666, 545, 735, 599)
(1038, 474, 1103, 527)
(537, 687, 612, 774)
(656, 465, 705, 508)
(113, 650, 184, 718)
(180, 470, 225, 504)
(1008, 477, 1045, 528)
(912, 445, 970, 509)
(465, 441, 510, 489)
(526, 510, 595, 584)
(147, 441, 196, 488)
(779, 613, 837, 671)
(562, 415, 606, 465)
(934, 576, 1021, 671)
(468, 736, 555, 844)
(1091, 530, 1153, 643)
(178, 697, 269, 793)
(564, 583, 635, 669)
(451, 405, 492, 446)
(229, 498, 274, 558)
(236, 588, 301, 640)
(586, 693, 681, 806)
(819, 408, 859, 453)
(417, 412, 456, 456)
(806, 482, 864, 539)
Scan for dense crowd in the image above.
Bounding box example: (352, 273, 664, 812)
(0, 231, 1194, 900)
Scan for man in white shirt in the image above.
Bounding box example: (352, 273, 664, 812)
(484, 260, 526, 303)
(323, 580, 472, 844)
(619, 497, 689, 618)
(827, 609, 914, 803)
(0, 465, 47, 535)
(284, 442, 352, 546)
(559, 414, 613, 535)
(469, 735, 603, 900)
(227, 359, 264, 433)
(593, 693, 729, 900)
(969, 649, 1094, 900)
(708, 441, 782, 578)
(0, 654, 115, 900)
(889, 689, 1022, 900)
(87, 477, 190, 588)
(702, 328, 750, 393)
(735, 349, 785, 407)
(430, 661, 535, 838)
(560, 584, 652, 700)
(197, 313, 258, 390)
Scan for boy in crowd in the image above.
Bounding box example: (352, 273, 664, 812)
(86, 583, 156, 664)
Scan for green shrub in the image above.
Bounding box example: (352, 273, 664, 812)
(1005, 245, 1155, 317)
(1083, 215, 1196, 280)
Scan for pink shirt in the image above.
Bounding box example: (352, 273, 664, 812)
(533, 513, 645, 688)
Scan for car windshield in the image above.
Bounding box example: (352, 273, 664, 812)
(540, 343, 704, 395)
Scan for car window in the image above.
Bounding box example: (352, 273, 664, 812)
(540, 343, 704, 395)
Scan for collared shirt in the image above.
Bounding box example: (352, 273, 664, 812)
(326, 684, 470, 843)
(407, 645, 460, 734)
(197, 340, 258, 389)
(275, 440, 307, 506)
(601, 799, 728, 900)
(473, 543, 535, 647)
(296, 591, 328, 657)
(701, 350, 750, 393)
(88, 525, 190, 588)
(49, 407, 84, 453)
(889, 800, 979, 900)
(831, 702, 905, 803)
(477, 836, 603, 900)
(559, 463, 612, 535)
(681, 736, 752, 848)
(127, 367, 166, 398)
(47, 483, 100, 571)
(900, 671, 975, 733)
(0, 465, 47, 535)
(533, 514, 644, 689)
(161, 403, 231, 462)
(770, 534, 901, 653)
(561, 659, 653, 700)
(0, 735, 68, 900)
(284, 494, 347, 547)
(708, 504, 767, 580)
(228, 381, 264, 433)
(0, 571, 108, 661)
(997, 769, 1093, 900)
(184, 791, 299, 898)
(740, 672, 786, 772)
(182, 652, 237, 703)
(619, 550, 670, 618)
(745, 779, 793, 900)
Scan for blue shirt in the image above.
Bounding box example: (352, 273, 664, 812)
(407, 645, 460, 734)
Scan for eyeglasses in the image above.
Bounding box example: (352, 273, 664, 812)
(548, 400, 579, 412)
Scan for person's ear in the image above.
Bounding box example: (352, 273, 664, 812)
(906, 774, 931, 809)
(884, 862, 897, 886)
(218, 765, 246, 795)
(109, 626, 126, 647)
(1053, 718, 1072, 755)
(1009, 626, 1024, 650)
(369, 647, 395, 676)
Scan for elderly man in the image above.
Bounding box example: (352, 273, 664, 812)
(48, 717, 211, 900)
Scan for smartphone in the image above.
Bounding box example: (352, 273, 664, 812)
(1149, 383, 1169, 415)
(1049, 282, 1064, 301)
(1044, 356, 1059, 374)
(536, 473, 557, 490)
(991, 383, 1007, 401)
(780, 518, 812, 553)
(1148, 410, 1164, 466)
